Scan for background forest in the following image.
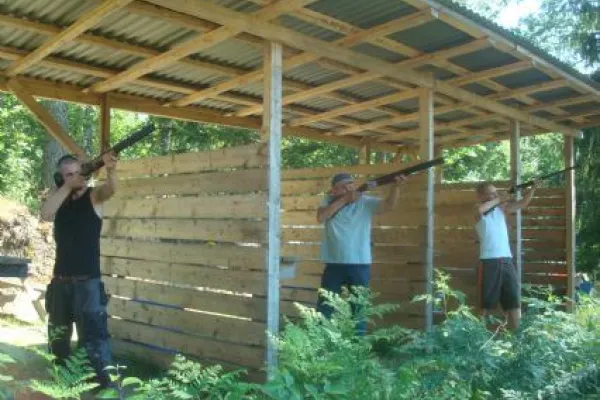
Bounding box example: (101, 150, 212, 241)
(0, 0, 598, 273)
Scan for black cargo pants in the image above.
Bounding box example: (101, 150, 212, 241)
(45, 277, 112, 387)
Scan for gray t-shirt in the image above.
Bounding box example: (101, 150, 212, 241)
(320, 195, 382, 264)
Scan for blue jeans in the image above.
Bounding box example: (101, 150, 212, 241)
(316, 263, 371, 335)
(45, 278, 112, 387)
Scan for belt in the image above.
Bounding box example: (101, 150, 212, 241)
(52, 275, 92, 283)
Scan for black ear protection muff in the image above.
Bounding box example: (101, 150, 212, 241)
(54, 154, 79, 188)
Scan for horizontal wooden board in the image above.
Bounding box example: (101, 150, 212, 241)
(282, 243, 426, 263)
(111, 339, 266, 382)
(104, 194, 267, 219)
(523, 263, 567, 274)
(109, 318, 264, 368)
(522, 274, 567, 285)
(108, 297, 266, 346)
(282, 210, 429, 227)
(115, 144, 266, 178)
(282, 160, 427, 180)
(283, 260, 424, 280)
(522, 229, 566, 243)
(282, 179, 427, 196)
(101, 238, 265, 270)
(102, 218, 266, 243)
(101, 257, 266, 294)
(282, 227, 425, 245)
(113, 169, 267, 198)
(103, 276, 266, 320)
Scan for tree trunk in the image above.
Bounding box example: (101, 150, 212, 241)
(41, 101, 70, 189)
(159, 119, 173, 155)
(82, 105, 95, 155)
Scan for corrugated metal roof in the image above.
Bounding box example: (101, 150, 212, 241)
(308, 0, 418, 30)
(351, 42, 408, 63)
(390, 19, 473, 53)
(96, 10, 197, 50)
(493, 69, 552, 90)
(285, 62, 348, 86)
(0, 27, 47, 50)
(197, 38, 263, 70)
(276, 15, 343, 42)
(3, 0, 96, 26)
(56, 42, 143, 70)
(340, 81, 397, 100)
(0, 0, 598, 149)
(529, 87, 581, 103)
(450, 47, 520, 72)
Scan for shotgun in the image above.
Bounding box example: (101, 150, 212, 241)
(54, 124, 156, 187)
(508, 165, 578, 193)
(327, 157, 445, 212)
(482, 165, 578, 216)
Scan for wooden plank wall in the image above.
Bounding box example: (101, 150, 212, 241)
(100, 144, 269, 378)
(280, 161, 429, 330)
(437, 183, 568, 306)
(280, 164, 567, 328)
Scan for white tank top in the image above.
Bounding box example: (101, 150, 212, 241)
(475, 206, 512, 259)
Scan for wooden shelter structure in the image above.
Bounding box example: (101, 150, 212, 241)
(0, 0, 596, 380)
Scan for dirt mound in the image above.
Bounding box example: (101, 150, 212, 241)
(0, 198, 54, 284)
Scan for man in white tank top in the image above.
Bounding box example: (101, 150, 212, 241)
(474, 181, 536, 331)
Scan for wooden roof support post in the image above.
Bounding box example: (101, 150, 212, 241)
(564, 135, 576, 311)
(434, 146, 443, 184)
(7, 79, 85, 158)
(358, 143, 371, 164)
(420, 87, 435, 331)
(263, 40, 282, 379)
(100, 94, 111, 151)
(510, 120, 522, 284)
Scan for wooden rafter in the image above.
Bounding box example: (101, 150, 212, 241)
(6, 0, 134, 77)
(0, 75, 399, 153)
(168, 10, 433, 108)
(146, 0, 580, 136)
(7, 79, 86, 157)
(89, 0, 318, 93)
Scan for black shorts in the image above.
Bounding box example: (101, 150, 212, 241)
(478, 258, 520, 311)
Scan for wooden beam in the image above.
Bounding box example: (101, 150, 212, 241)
(263, 41, 282, 377)
(420, 87, 434, 331)
(510, 120, 522, 283)
(0, 75, 398, 152)
(289, 91, 418, 127)
(100, 94, 111, 151)
(90, 25, 242, 93)
(167, 10, 432, 108)
(6, 0, 134, 77)
(448, 61, 531, 87)
(90, 0, 318, 93)
(7, 79, 86, 157)
(422, 0, 600, 102)
(564, 135, 576, 310)
(0, 13, 245, 78)
(147, 0, 581, 137)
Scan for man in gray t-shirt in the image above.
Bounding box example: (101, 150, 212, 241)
(316, 172, 407, 335)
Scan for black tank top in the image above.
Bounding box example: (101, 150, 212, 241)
(53, 188, 102, 277)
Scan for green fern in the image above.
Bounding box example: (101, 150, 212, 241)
(133, 354, 255, 400)
(29, 347, 99, 399)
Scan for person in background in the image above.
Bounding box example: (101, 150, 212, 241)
(474, 181, 536, 331)
(316, 172, 407, 335)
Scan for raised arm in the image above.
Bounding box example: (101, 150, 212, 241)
(474, 197, 503, 222)
(376, 175, 408, 214)
(503, 184, 536, 214)
(91, 152, 118, 205)
(317, 191, 358, 223)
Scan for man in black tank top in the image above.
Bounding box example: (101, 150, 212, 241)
(41, 152, 118, 389)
